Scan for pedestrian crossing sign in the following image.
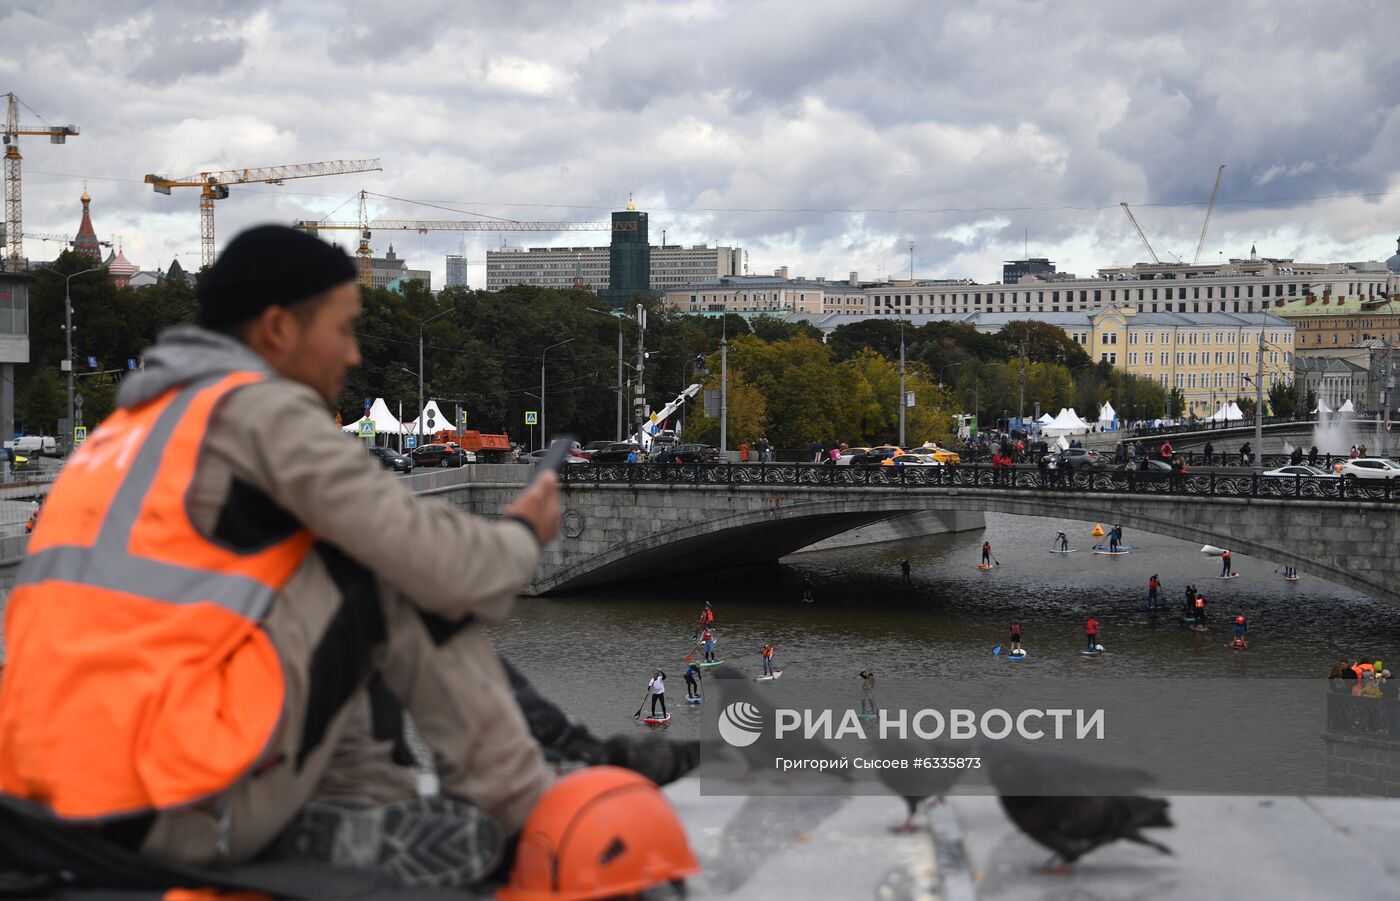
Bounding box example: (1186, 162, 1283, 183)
(525, 411, 538, 425)
(357, 419, 376, 439)
(74, 426, 88, 444)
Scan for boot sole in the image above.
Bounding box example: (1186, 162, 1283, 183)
(270, 797, 502, 888)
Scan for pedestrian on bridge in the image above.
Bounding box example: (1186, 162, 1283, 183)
(1160, 440, 1174, 463)
(1309, 445, 1320, 467)
(1291, 446, 1303, 466)
(1203, 441, 1213, 466)
(1240, 442, 1252, 466)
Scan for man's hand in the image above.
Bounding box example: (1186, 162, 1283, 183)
(505, 471, 561, 546)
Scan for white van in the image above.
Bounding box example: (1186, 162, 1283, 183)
(6, 436, 57, 455)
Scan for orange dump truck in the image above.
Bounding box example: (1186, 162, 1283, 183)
(433, 429, 514, 462)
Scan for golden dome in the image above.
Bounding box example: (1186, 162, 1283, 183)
(81, 189, 90, 203)
(626, 192, 635, 212)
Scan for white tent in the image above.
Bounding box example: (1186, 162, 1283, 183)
(1206, 403, 1244, 422)
(1038, 412, 1055, 425)
(403, 400, 451, 436)
(1226, 402, 1245, 420)
(342, 397, 403, 436)
(1054, 435, 1070, 450)
(1313, 399, 1333, 415)
(1338, 399, 1355, 413)
(1097, 401, 1117, 428)
(1043, 407, 1092, 436)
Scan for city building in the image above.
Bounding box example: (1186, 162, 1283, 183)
(599, 200, 650, 308)
(73, 190, 102, 262)
(865, 253, 1391, 318)
(1296, 356, 1370, 411)
(1275, 294, 1400, 352)
(1002, 257, 1056, 284)
(486, 241, 742, 293)
(0, 269, 29, 449)
(369, 245, 431, 290)
(663, 272, 865, 316)
(445, 254, 469, 289)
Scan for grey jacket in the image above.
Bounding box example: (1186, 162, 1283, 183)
(118, 326, 540, 622)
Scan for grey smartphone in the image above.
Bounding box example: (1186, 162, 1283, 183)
(532, 436, 576, 482)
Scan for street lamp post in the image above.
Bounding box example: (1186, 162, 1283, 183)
(63, 266, 103, 451)
(898, 319, 906, 447)
(540, 338, 575, 446)
(418, 306, 456, 443)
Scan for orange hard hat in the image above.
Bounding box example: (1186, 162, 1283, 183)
(497, 766, 700, 901)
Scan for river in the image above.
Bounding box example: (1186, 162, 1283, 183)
(492, 513, 1397, 741)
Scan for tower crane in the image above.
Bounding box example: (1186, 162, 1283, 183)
(24, 231, 111, 249)
(144, 158, 382, 270)
(3, 92, 80, 268)
(1192, 164, 1226, 265)
(294, 190, 630, 287)
(1119, 202, 1161, 265)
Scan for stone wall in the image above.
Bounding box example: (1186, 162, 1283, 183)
(1323, 733, 1400, 797)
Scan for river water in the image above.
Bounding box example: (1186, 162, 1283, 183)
(492, 513, 1397, 741)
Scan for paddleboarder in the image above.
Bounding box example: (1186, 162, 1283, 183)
(1147, 574, 1161, 611)
(1010, 620, 1023, 654)
(1233, 614, 1248, 645)
(859, 670, 876, 715)
(701, 626, 716, 663)
(648, 669, 667, 718)
(900, 559, 912, 586)
(1194, 592, 1207, 626)
(1108, 525, 1121, 553)
(761, 642, 776, 677)
(1220, 549, 1233, 577)
(981, 541, 992, 567)
(1085, 616, 1100, 651)
(684, 661, 701, 700)
(1056, 530, 1069, 553)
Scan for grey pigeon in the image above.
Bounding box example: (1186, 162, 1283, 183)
(983, 743, 1173, 870)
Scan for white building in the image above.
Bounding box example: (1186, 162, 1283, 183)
(486, 243, 741, 293)
(662, 272, 866, 316)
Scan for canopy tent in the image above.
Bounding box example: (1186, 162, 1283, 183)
(1338, 399, 1356, 413)
(1205, 402, 1244, 422)
(1097, 401, 1117, 429)
(1042, 407, 1092, 437)
(1038, 412, 1056, 425)
(1054, 435, 1070, 450)
(1313, 399, 1332, 415)
(342, 397, 403, 436)
(403, 400, 452, 436)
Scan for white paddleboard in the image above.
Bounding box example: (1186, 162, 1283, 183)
(1008, 649, 1028, 660)
(1201, 545, 1226, 556)
(1093, 550, 1132, 556)
(1048, 549, 1077, 555)
(1218, 572, 1240, 579)
(755, 670, 784, 682)
(1284, 575, 1300, 583)
(684, 696, 703, 704)
(1080, 644, 1105, 656)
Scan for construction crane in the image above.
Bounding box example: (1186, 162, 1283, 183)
(3, 92, 80, 268)
(295, 190, 629, 287)
(1192, 164, 1226, 265)
(144, 158, 382, 270)
(1120, 202, 1161, 265)
(24, 231, 111, 248)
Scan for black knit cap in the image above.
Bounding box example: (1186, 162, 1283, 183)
(197, 225, 357, 329)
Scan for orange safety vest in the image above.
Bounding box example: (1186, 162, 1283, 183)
(1195, 597, 1205, 609)
(0, 372, 314, 821)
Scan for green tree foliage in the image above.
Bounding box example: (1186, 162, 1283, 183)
(1268, 379, 1302, 417)
(1167, 388, 1187, 418)
(1233, 395, 1257, 418)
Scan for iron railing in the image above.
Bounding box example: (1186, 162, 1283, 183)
(561, 461, 1400, 502)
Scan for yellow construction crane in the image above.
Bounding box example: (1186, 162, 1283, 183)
(295, 190, 630, 287)
(144, 158, 382, 270)
(3, 92, 80, 268)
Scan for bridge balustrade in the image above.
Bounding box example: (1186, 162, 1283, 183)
(561, 462, 1400, 502)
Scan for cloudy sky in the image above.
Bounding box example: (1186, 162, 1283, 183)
(4, 0, 1400, 287)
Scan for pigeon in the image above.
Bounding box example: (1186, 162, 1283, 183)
(983, 742, 1173, 871)
(866, 736, 965, 832)
(709, 665, 852, 782)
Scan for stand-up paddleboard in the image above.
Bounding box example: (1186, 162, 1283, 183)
(1094, 544, 1139, 551)
(1080, 645, 1105, 656)
(685, 696, 703, 704)
(977, 563, 994, 571)
(1227, 640, 1249, 651)
(858, 711, 878, 721)
(1093, 549, 1132, 556)
(698, 660, 725, 668)
(755, 670, 783, 682)
(1048, 549, 1077, 555)
(643, 713, 671, 725)
(1190, 624, 1209, 632)
(1218, 572, 1240, 580)
(1284, 575, 1301, 583)
(1201, 545, 1226, 556)
(1008, 649, 1028, 660)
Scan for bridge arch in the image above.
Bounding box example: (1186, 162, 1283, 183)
(538, 485, 1398, 603)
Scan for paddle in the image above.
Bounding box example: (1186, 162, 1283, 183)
(632, 687, 652, 719)
(993, 645, 1003, 656)
(992, 555, 1001, 566)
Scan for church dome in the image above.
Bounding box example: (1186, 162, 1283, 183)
(1387, 236, 1400, 273)
(107, 246, 138, 278)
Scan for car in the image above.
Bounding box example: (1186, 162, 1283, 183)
(917, 443, 961, 464)
(1121, 458, 1173, 473)
(367, 445, 414, 473)
(1046, 448, 1104, 470)
(655, 443, 721, 464)
(1339, 458, 1400, 481)
(894, 452, 942, 466)
(834, 447, 871, 465)
(1263, 464, 1336, 478)
(411, 443, 476, 467)
(525, 448, 589, 464)
(577, 440, 614, 461)
(591, 442, 646, 463)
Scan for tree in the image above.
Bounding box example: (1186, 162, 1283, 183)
(995, 321, 1092, 368)
(683, 369, 767, 447)
(1268, 379, 1301, 418)
(18, 368, 62, 436)
(827, 320, 903, 362)
(1166, 388, 1186, 418)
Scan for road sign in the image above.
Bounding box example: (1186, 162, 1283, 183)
(357, 419, 376, 439)
(405, 435, 417, 450)
(74, 426, 87, 444)
(704, 390, 720, 417)
(905, 391, 916, 408)
(458, 408, 467, 426)
(525, 411, 538, 425)
(363, 397, 372, 415)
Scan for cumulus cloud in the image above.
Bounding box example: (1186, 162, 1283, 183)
(1, 0, 1397, 285)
